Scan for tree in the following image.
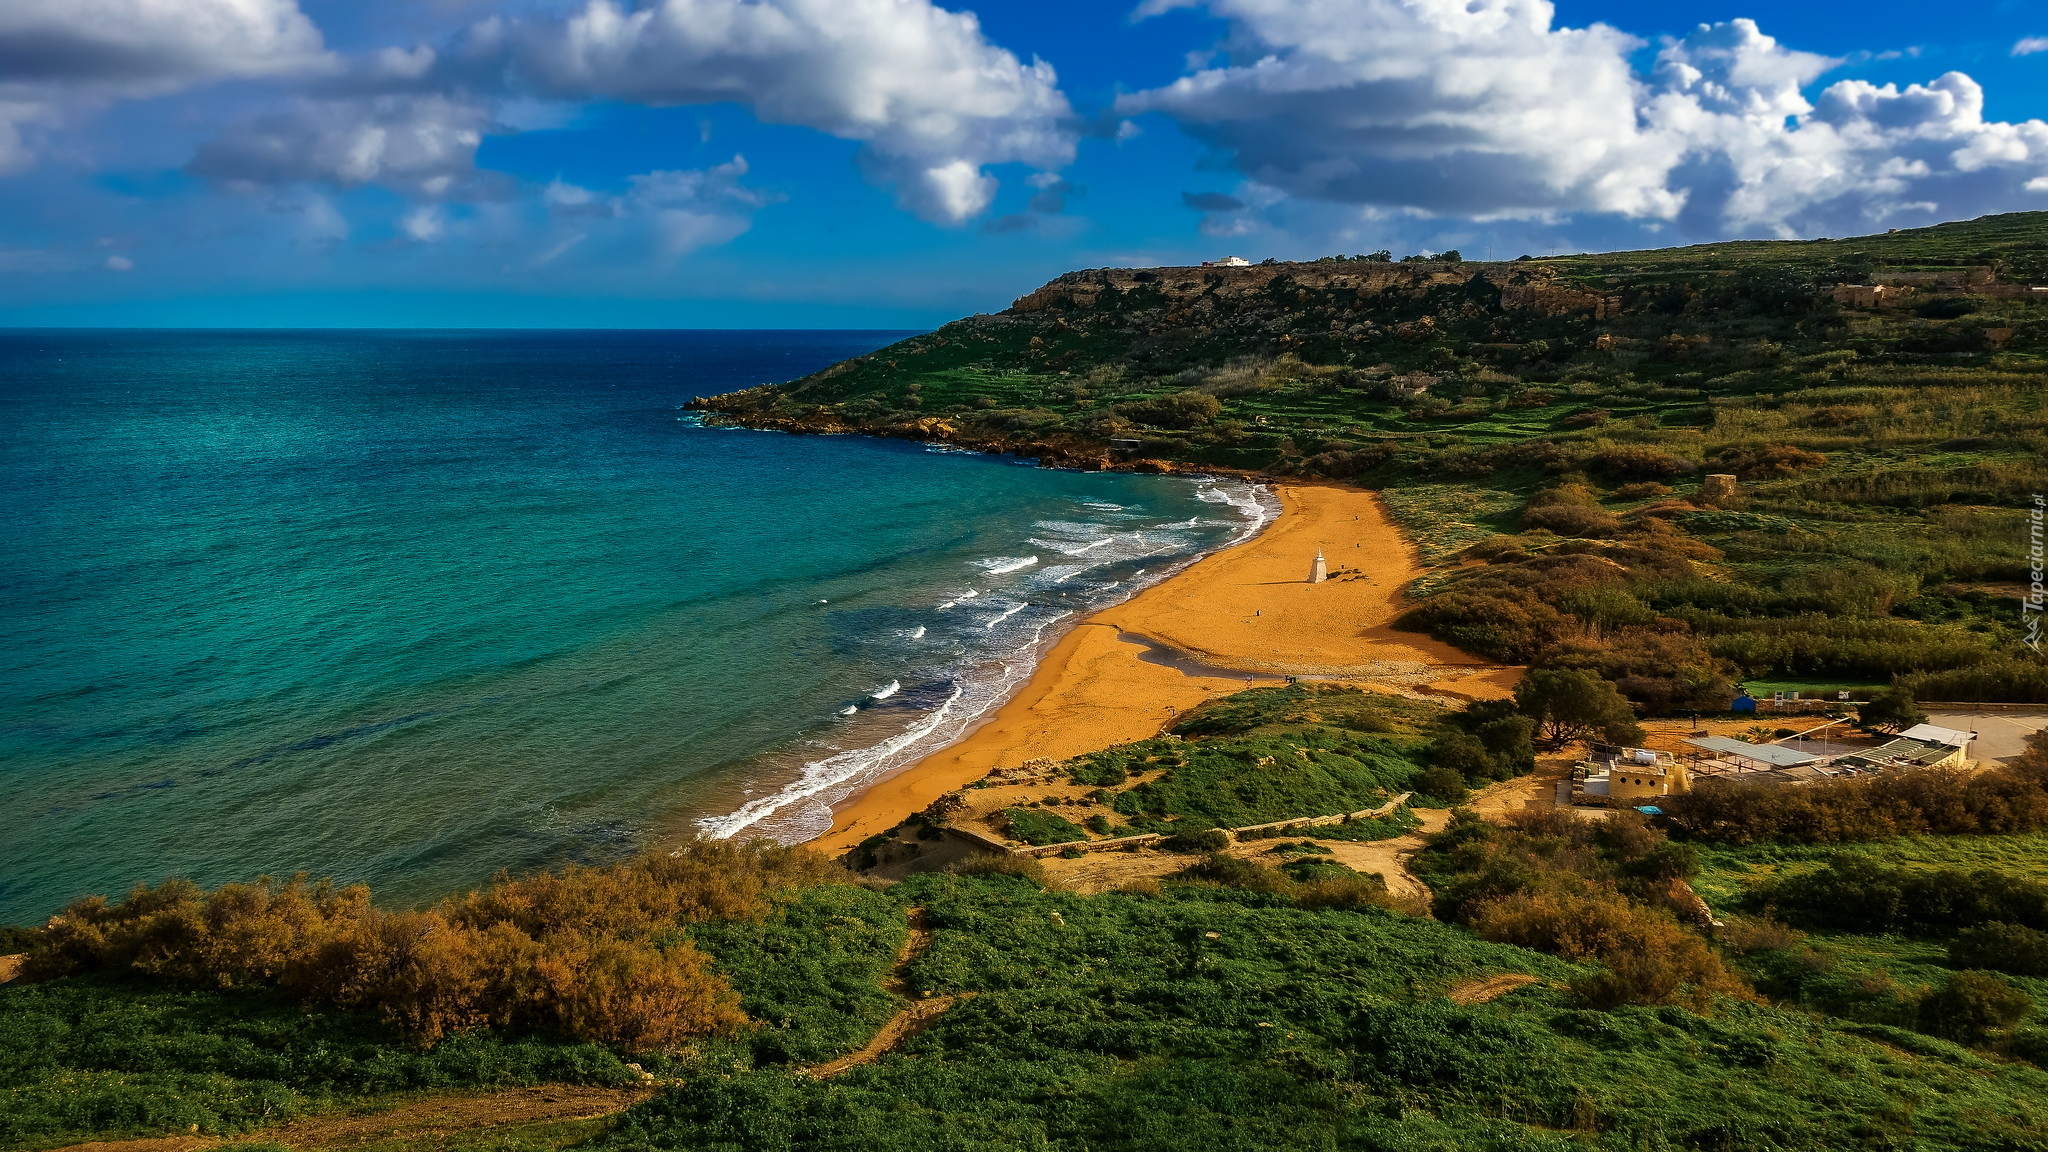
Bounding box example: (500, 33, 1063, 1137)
(1858, 687, 1927, 734)
(1515, 669, 1645, 747)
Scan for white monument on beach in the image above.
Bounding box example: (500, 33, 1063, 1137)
(1309, 549, 1327, 584)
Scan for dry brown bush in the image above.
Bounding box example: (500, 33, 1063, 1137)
(1469, 889, 1752, 1009)
(946, 853, 1056, 887)
(28, 841, 830, 1050)
(1718, 917, 1807, 955)
(1709, 445, 1828, 479)
(1520, 504, 1623, 538)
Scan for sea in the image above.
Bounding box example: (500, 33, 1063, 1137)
(0, 329, 1271, 924)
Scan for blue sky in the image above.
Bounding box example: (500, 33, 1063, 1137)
(3, 0, 2047, 328)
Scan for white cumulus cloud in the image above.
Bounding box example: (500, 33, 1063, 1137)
(1117, 0, 1675, 218)
(543, 156, 776, 256)
(626, 156, 776, 252)
(186, 93, 494, 197)
(0, 0, 330, 172)
(0, 0, 326, 92)
(1119, 1, 2048, 236)
(496, 0, 1076, 222)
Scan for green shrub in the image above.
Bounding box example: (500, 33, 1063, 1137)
(1159, 828, 1232, 854)
(1168, 853, 1294, 894)
(1949, 923, 2048, 977)
(1750, 855, 2048, 932)
(1067, 758, 1129, 787)
(1412, 764, 1469, 806)
(998, 808, 1090, 846)
(1917, 971, 2034, 1044)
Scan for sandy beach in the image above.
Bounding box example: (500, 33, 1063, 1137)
(813, 482, 1519, 858)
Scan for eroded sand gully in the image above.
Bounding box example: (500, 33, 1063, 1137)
(814, 483, 1522, 859)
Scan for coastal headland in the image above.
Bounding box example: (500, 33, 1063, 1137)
(814, 482, 1517, 858)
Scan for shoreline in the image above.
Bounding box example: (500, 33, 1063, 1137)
(811, 482, 1520, 859)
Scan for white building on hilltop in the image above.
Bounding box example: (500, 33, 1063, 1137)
(1201, 256, 1251, 267)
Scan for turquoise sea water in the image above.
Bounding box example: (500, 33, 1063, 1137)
(0, 330, 1266, 923)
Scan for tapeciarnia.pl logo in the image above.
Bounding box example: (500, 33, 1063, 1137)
(2028, 494, 2045, 654)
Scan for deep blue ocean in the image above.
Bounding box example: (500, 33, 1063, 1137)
(0, 330, 1267, 923)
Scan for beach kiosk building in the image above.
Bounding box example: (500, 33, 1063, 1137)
(1834, 723, 1973, 772)
(1682, 736, 1829, 781)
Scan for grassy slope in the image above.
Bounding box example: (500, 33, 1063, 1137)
(1692, 835, 2048, 1053)
(592, 872, 2048, 1152)
(695, 212, 2048, 702)
(10, 689, 2048, 1151)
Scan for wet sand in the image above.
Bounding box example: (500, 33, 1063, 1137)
(812, 483, 1518, 858)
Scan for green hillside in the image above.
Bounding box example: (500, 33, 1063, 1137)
(695, 213, 2048, 706)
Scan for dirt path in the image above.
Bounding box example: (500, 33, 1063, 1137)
(41, 1085, 654, 1152)
(1468, 755, 1577, 818)
(807, 995, 958, 1079)
(1446, 974, 1541, 1005)
(807, 907, 965, 1079)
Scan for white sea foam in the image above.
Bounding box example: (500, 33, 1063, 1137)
(1026, 536, 1115, 556)
(1195, 480, 1278, 544)
(697, 685, 969, 840)
(1082, 501, 1125, 511)
(699, 606, 1077, 841)
(837, 705, 857, 716)
(870, 680, 900, 700)
(697, 477, 1275, 846)
(1033, 519, 1114, 537)
(909, 625, 926, 639)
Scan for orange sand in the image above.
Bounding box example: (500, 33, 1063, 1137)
(813, 483, 1517, 857)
